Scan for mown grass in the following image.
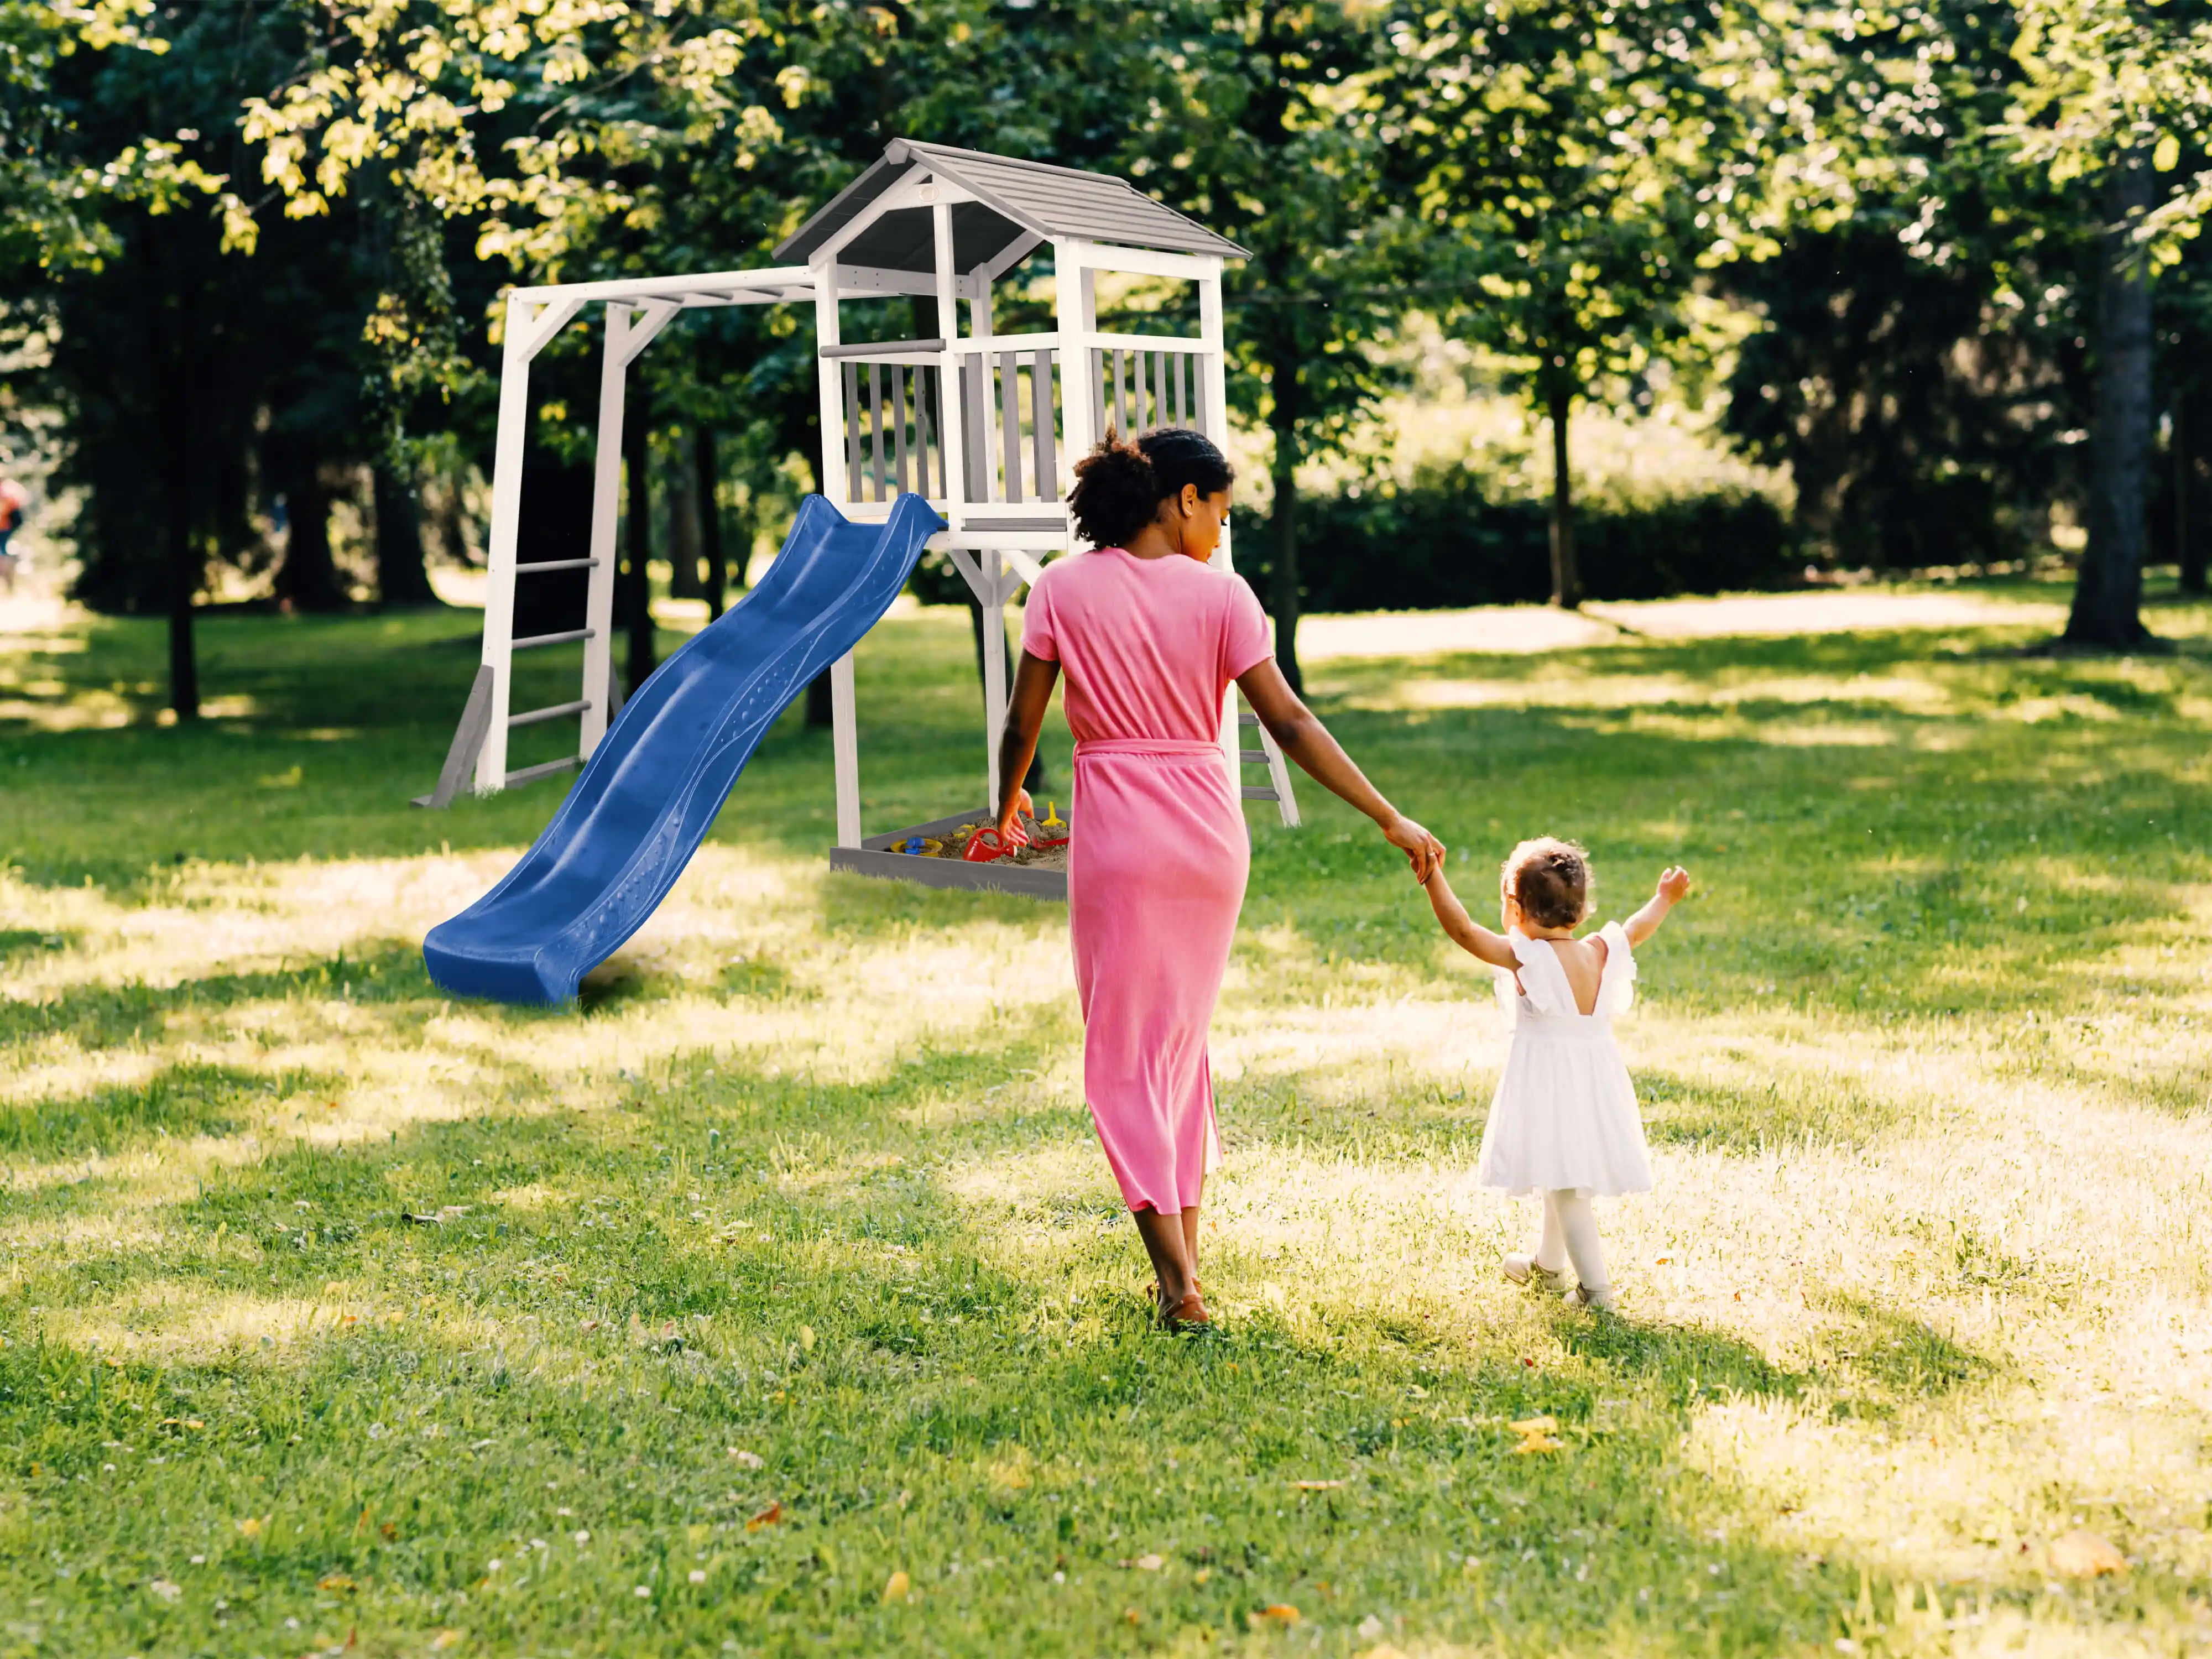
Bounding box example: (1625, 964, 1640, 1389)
(2, 581, 2211, 1657)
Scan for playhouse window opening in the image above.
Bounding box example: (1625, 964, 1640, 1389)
(1088, 272, 1201, 340)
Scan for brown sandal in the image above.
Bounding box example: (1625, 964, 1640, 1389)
(1159, 1288, 1212, 1331)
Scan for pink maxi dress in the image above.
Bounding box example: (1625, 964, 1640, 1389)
(1019, 547, 1274, 1214)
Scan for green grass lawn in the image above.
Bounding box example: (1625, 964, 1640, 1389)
(3, 582, 2211, 1657)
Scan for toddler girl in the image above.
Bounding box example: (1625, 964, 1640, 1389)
(1420, 838, 1691, 1311)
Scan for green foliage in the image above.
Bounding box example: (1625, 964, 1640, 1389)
(1271, 465, 1799, 611)
(1379, 1, 1756, 419)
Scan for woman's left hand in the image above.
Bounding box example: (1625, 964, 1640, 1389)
(996, 787, 1035, 847)
(1381, 813, 1444, 882)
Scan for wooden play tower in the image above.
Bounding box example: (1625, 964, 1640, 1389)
(425, 139, 1298, 871)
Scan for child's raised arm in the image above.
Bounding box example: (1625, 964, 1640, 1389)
(1624, 866, 1692, 947)
(1422, 864, 1519, 969)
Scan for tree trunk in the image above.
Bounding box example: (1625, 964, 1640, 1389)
(164, 432, 199, 720)
(624, 384, 656, 692)
(373, 462, 439, 607)
(697, 425, 726, 620)
(667, 428, 704, 599)
(274, 471, 345, 611)
(2065, 157, 2157, 649)
(1548, 384, 1581, 609)
(2178, 388, 2207, 597)
(1268, 371, 1303, 695)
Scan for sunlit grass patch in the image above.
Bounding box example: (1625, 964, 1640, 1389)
(3, 582, 2212, 1654)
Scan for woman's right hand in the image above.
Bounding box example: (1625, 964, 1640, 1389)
(995, 787, 1034, 848)
(1381, 812, 1445, 882)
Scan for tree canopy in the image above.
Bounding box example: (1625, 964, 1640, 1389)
(6, 0, 2212, 705)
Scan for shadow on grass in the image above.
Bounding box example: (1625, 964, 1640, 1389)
(0, 1060, 336, 1161)
(0, 939, 434, 1051)
(0, 926, 79, 959)
(1638, 1069, 1901, 1156)
(0, 1031, 2107, 1657)
(1810, 1294, 2002, 1411)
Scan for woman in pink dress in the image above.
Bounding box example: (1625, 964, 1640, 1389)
(993, 429, 1443, 1329)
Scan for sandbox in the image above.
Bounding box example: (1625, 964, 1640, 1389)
(828, 805, 1071, 900)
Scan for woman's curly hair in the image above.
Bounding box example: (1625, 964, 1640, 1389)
(1067, 426, 1234, 549)
(1501, 837, 1593, 930)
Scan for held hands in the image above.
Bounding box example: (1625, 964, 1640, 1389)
(1381, 813, 1446, 883)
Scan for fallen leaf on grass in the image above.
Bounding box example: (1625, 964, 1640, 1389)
(319, 1573, 356, 1593)
(1509, 1413, 1564, 1454)
(1120, 1554, 1164, 1571)
(882, 1570, 910, 1604)
(147, 1578, 181, 1601)
(430, 1634, 462, 1651)
(2050, 1530, 2127, 1578)
(727, 1447, 764, 1469)
(1291, 1480, 1344, 1491)
(747, 1501, 782, 1531)
(1249, 1604, 1302, 1627)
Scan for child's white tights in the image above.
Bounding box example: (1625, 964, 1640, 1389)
(1533, 1188, 1610, 1295)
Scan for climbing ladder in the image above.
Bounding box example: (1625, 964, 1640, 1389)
(1236, 700, 1300, 827)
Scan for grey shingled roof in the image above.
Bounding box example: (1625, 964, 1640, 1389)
(775, 139, 1248, 269)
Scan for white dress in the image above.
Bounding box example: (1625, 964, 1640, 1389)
(1474, 923, 1655, 1197)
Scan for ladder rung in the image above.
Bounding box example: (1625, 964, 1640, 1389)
(508, 698, 592, 728)
(513, 628, 595, 651)
(504, 755, 583, 786)
(1240, 785, 1280, 801)
(516, 558, 602, 575)
(1239, 748, 1270, 765)
(1238, 713, 1260, 727)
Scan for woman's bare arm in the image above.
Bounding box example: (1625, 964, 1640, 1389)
(1421, 865, 1519, 968)
(993, 649, 1061, 838)
(1236, 657, 1443, 880)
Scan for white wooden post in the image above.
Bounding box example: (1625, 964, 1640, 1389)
(1198, 262, 1244, 808)
(973, 276, 999, 503)
(580, 305, 627, 756)
(831, 652, 861, 848)
(933, 201, 967, 534)
(476, 294, 537, 791)
(1052, 241, 1094, 491)
(814, 259, 863, 848)
(982, 548, 1008, 806)
(812, 261, 845, 504)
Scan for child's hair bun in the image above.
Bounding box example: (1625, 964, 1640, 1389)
(1502, 837, 1592, 930)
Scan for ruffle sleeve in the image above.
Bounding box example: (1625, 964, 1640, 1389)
(1503, 930, 1582, 1018)
(1595, 921, 1638, 1017)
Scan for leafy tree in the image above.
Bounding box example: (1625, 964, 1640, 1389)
(1379, 0, 1755, 608)
(2, 0, 366, 718)
(1718, 3, 2097, 573)
(2005, 0, 2212, 648)
(1119, 1, 1408, 690)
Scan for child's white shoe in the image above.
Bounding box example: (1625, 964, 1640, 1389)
(1503, 1252, 1568, 1289)
(1563, 1281, 1618, 1313)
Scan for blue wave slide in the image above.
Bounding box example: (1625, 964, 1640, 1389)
(424, 492, 943, 1005)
